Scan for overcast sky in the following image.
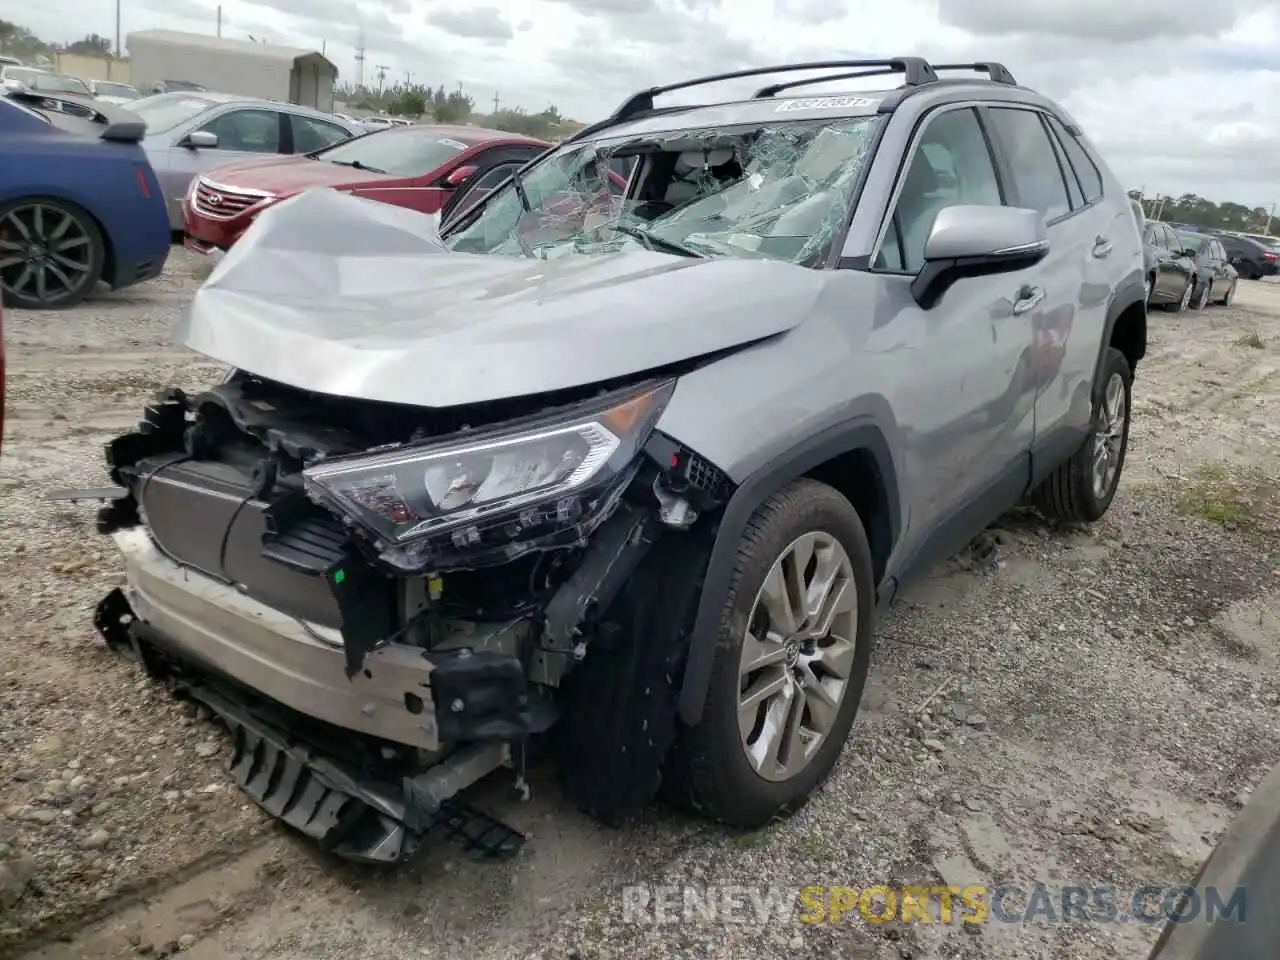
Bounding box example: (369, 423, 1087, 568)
(19, 0, 1280, 206)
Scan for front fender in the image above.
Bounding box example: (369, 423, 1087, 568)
(673, 415, 901, 726)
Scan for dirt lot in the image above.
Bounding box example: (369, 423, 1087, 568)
(2, 249, 1278, 960)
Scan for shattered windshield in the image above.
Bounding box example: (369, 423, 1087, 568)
(444, 115, 879, 267)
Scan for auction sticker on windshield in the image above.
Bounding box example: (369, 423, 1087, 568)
(775, 95, 880, 112)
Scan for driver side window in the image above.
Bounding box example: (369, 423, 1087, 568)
(875, 107, 1003, 274)
(198, 109, 282, 153)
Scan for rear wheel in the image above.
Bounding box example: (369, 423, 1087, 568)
(1220, 280, 1236, 306)
(664, 478, 874, 828)
(0, 198, 104, 309)
(1193, 280, 1211, 310)
(1033, 347, 1132, 523)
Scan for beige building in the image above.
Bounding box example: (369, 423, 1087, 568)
(125, 29, 337, 110)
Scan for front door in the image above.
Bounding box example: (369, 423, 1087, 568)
(867, 104, 1038, 562)
(164, 108, 287, 228)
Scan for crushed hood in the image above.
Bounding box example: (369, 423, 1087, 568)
(178, 189, 825, 408)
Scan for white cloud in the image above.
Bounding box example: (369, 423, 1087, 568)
(12, 0, 1280, 203)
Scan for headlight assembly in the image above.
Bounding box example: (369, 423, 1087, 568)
(302, 380, 675, 572)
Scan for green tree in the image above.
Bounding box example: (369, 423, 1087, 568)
(434, 91, 474, 124)
(0, 19, 52, 60)
(388, 89, 426, 117)
(66, 33, 112, 56)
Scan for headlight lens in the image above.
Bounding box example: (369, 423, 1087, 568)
(303, 380, 674, 570)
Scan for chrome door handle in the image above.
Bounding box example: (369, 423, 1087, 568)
(1013, 285, 1045, 315)
(1092, 235, 1113, 258)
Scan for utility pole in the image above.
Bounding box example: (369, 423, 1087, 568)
(354, 30, 365, 89)
(492, 91, 500, 112)
(216, 4, 222, 38)
(1265, 202, 1276, 236)
(405, 70, 413, 87)
(375, 64, 389, 97)
(115, 0, 121, 62)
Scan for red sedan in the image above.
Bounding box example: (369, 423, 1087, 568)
(183, 124, 549, 252)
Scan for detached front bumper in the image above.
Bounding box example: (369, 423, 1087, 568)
(109, 527, 441, 751)
(99, 528, 529, 863)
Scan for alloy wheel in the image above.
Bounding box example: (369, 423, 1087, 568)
(737, 531, 858, 782)
(1091, 372, 1126, 500)
(0, 202, 95, 306)
(1179, 281, 1192, 311)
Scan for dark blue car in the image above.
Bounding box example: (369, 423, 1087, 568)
(0, 91, 170, 309)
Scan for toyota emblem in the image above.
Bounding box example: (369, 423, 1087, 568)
(207, 192, 223, 205)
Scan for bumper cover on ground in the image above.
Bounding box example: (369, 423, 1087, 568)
(99, 528, 527, 864)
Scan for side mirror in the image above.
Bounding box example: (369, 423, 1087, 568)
(444, 165, 478, 188)
(910, 205, 1049, 309)
(183, 130, 218, 149)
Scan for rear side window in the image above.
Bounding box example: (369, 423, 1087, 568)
(985, 108, 1071, 222)
(1046, 116, 1104, 204)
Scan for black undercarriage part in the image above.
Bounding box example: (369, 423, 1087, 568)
(95, 588, 525, 864)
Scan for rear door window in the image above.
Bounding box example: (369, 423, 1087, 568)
(290, 114, 351, 154)
(984, 107, 1071, 221)
(1046, 116, 1104, 204)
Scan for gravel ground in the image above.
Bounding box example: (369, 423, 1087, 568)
(2, 251, 1278, 960)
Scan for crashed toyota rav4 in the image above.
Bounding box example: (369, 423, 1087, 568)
(85, 58, 1147, 863)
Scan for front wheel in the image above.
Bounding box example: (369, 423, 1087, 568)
(0, 197, 104, 309)
(1164, 277, 1192, 313)
(1220, 280, 1236, 306)
(1033, 347, 1133, 523)
(1193, 280, 1211, 310)
(664, 478, 875, 828)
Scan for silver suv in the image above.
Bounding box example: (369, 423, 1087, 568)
(86, 57, 1146, 863)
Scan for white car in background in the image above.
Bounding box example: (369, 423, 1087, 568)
(88, 79, 143, 105)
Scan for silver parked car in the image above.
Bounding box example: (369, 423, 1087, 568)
(82, 57, 1146, 864)
(87, 79, 142, 105)
(125, 91, 364, 228)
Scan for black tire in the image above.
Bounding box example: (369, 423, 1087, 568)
(1220, 281, 1236, 306)
(1032, 347, 1133, 523)
(0, 197, 104, 309)
(1192, 280, 1210, 310)
(663, 478, 875, 828)
(1163, 277, 1192, 313)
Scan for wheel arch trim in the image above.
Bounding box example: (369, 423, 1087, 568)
(1093, 275, 1146, 388)
(676, 416, 901, 726)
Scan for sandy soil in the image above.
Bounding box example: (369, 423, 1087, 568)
(1, 250, 1277, 960)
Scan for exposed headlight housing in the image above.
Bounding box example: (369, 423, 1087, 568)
(303, 380, 675, 572)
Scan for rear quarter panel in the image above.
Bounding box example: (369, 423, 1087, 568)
(0, 131, 171, 285)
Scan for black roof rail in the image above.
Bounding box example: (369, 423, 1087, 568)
(931, 62, 1017, 85)
(753, 67, 902, 98)
(609, 58, 938, 123)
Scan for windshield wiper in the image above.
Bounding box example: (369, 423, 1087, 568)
(612, 223, 704, 258)
(329, 159, 387, 173)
